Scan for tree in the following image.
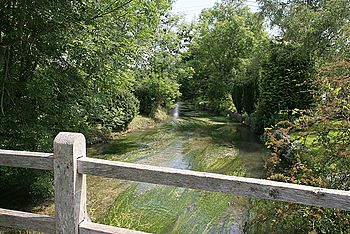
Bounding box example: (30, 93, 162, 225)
(135, 14, 186, 116)
(255, 42, 315, 130)
(181, 1, 268, 112)
(0, 0, 172, 203)
(258, 0, 350, 60)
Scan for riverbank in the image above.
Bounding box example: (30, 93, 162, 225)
(12, 114, 165, 218)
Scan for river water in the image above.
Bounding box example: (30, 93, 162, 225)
(88, 103, 268, 233)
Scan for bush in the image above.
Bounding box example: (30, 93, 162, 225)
(0, 167, 53, 208)
(106, 90, 140, 131)
(247, 60, 350, 233)
(85, 89, 139, 134)
(135, 75, 180, 116)
(255, 42, 315, 131)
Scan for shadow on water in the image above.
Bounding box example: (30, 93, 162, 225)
(176, 113, 265, 148)
(97, 139, 140, 155)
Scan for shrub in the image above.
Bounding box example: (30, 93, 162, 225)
(86, 89, 139, 133)
(255, 42, 315, 131)
(135, 74, 180, 116)
(247, 60, 350, 233)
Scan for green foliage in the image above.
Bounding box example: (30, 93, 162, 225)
(177, 66, 196, 100)
(135, 75, 180, 116)
(258, 0, 350, 60)
(255, 42, 315, 131)
(0, 0, 172, 205)
(180, 1, 268, 113)
(248, 61, 350, 233)
(85, 89, 139, 132)
(249, 201, 350, 234)
(0, 168, 54, 208)
(0, 0, 173, 144)
(133, 14, 187, 117)
(81, 88, 140, 144)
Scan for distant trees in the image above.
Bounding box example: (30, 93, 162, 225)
(134, 14, 184, 116)
(179, 0, 349, 130)
(180, 1, 268, 113)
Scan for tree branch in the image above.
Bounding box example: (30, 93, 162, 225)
(88, 0, 134, 22)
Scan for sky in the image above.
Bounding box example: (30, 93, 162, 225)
(171, 0, 260, 22)
(171, 0, 278, 36)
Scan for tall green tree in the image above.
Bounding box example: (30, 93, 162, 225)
(258, 0, 350, 60)
(0, 0, 173, 148)
(135, 14, 187, 116)
(0, 0, 172, 203)
(255, 42, 315, 130)
(182, 1, 268, 113)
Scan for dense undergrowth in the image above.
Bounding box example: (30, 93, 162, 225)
(247, 61, 350, 233)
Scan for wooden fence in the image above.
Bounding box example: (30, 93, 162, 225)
(0, 132, 350, 233)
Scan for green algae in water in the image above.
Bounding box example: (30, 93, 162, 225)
(101, 184, 249, 234)
(172, 192, 248, 234)
(101, 185, 194, 233)
(100, 139, 249, 233)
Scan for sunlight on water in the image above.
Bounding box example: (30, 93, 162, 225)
(173, 103, 179, 121)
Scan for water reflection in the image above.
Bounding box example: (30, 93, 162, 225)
(172, 103, 179, 121)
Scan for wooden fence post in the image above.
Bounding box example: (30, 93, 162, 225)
(54, 132, 87, 233)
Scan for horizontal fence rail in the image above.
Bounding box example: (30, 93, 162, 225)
(0, 208, 145, 234)
(0, 208, 55, 233)
(0, 149, 53, 170)
(79, 221, 147, 234)
(78, 157, 350, 211)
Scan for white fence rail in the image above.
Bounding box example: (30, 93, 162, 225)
(0, 208, 55, 233)
(0, 132, 349, 233)
(0, 150, 53, 170)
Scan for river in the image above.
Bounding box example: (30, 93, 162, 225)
(87, 103, 268, 233)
